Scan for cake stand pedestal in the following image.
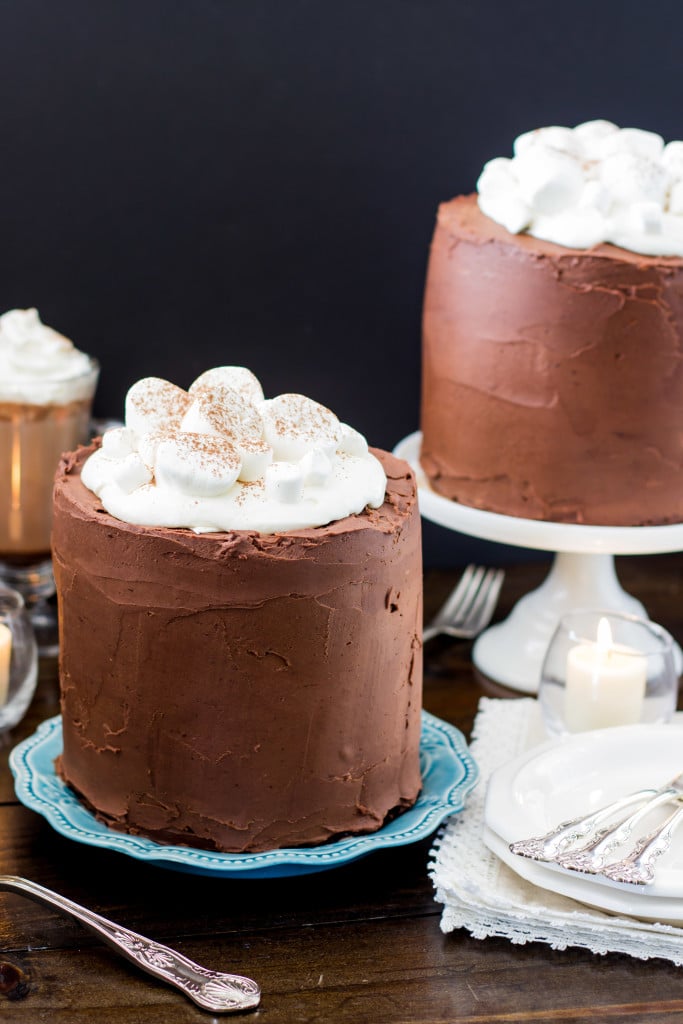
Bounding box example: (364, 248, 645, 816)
(394, 432, 683, 694)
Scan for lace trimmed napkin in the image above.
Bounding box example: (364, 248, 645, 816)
(429, 696, 683, 964)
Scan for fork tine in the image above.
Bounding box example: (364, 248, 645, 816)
(429, 563, 478, 627)
(461, 568, 504, 632)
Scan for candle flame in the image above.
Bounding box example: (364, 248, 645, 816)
(596, 616, 613, 652)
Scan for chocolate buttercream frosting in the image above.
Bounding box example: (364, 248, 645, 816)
(53, 443, 422, 853)
(420, 193, 683, 525)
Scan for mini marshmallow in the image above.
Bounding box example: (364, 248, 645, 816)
(101, 427, 135, 460)
(237, 438, 273, 483)
(111, 453, 153, 494)
(300, 448, 333, 486)
(181, 384, 264, 442)
(513, 126, 580, 158)
(261, 393, 340, 461)
(598, 127, 665, 162)
(156, 432, 241, 497)
(663, 141, 683, 180)
(531, 207, 607, 250)
(573, 119, 619, 150)
(513, 146, 584, 215)
(265, 461, 304, 503)
(600, 152, 668, 206)
(629, 201, 663, 234)
(478, 192, 531, 235)
(190, 366, 264, 405)
(669, 180, 683, 216)
(126, 378, 191, 438)
(578, 180, 613, 215)
(477, 159, 532, 233)
(337, 423, 369, 457)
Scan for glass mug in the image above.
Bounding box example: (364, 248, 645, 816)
(0, 358, 100, 655)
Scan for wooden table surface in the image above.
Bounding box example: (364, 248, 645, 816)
(2, 554, 683, 1023)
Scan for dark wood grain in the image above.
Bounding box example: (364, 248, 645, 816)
(1, 553, 682, 1023)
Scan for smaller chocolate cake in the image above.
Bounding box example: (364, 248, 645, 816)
(54, 368, 423, 853)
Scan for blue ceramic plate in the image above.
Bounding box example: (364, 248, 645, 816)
(10, 711, 478, 878)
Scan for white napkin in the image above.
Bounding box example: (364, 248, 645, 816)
(429, 696, 683, 963)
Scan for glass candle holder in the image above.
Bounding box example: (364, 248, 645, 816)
(0, 585, 38, 733)
(0, 357, 99, 656)
(538, 608, 679, 737)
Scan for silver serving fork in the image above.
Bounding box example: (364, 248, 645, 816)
(0, 875, 260, 1013)
(509, 772, 683, 866)
(423, 564, 505, 643)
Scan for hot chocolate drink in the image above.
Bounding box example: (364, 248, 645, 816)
(0, 309, 98, 561)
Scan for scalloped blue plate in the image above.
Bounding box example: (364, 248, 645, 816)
(10, 711, 478, 877)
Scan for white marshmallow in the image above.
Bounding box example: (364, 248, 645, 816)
(265, 462, 304, 503)
(189, 366, 264, 405)
(578, 179, 612, 215)
(111, 453, 153, 494)
(237, 438, 273, 483)
(101, 427, 134, 460)
(531, 208, 607, 250)
(155, 433, 241, 497)
(629, 201, 663, 234)
(477, 159, 532, 233)
(573, 120, 619, 154)
(337, 423, 369, 457)
(513, 126, 581, 158)
(125, 378, 191, 438)
(261, 393, 340, 461)
(300, 448, 333, 486)
(513, 146, 584, 215)
(478, 192, 531, 235)
(599, 127, 665, 162)
(600, 152, 669, 206)
(663, 141, 683, 180)
(181, 384, 264, 442)
(669, 180, 683, 216)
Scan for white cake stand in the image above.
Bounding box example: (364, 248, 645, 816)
(394, 431, 683, 694)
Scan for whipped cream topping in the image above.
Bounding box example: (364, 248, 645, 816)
(0, 308, 96, 403)
(82, 367, 387, 534)
(477, 120, 683, 256)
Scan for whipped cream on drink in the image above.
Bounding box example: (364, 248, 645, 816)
(0, 308, 94, 402)
(477, 120, 683, 256)
(82, 367, 387, 534)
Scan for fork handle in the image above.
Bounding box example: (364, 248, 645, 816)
(601, 803, 683, 886)
(0, 876, 260, 1013)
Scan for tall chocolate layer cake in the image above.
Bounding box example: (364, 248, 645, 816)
(53, 443, 422, 853)
(421, 125, 683, 526)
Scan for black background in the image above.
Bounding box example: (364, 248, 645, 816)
(2, 0, 681, 566)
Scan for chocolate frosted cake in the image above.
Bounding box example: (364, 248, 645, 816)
(420, 120, 683, 526)
(54, 369, 422, 853)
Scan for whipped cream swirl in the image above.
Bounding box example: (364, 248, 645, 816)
(477, 120, 683, 256)
(81, 367, 387, 534)
(0, 308, 96, 403)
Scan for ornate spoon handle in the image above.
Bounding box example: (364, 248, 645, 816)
(0, 875, 260, 1014)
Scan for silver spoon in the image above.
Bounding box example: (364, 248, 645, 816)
(0, 875, 260, 1014)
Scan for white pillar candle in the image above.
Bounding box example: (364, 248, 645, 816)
(0, 622, 11, 706)
(564, 617, 647, 732)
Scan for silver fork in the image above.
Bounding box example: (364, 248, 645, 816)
(510, 771, 683, 882)
(0, 875, 260, 1013)
(423, 564, 505, 643)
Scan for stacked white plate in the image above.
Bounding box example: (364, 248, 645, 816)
(484, 722, 683, 924)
